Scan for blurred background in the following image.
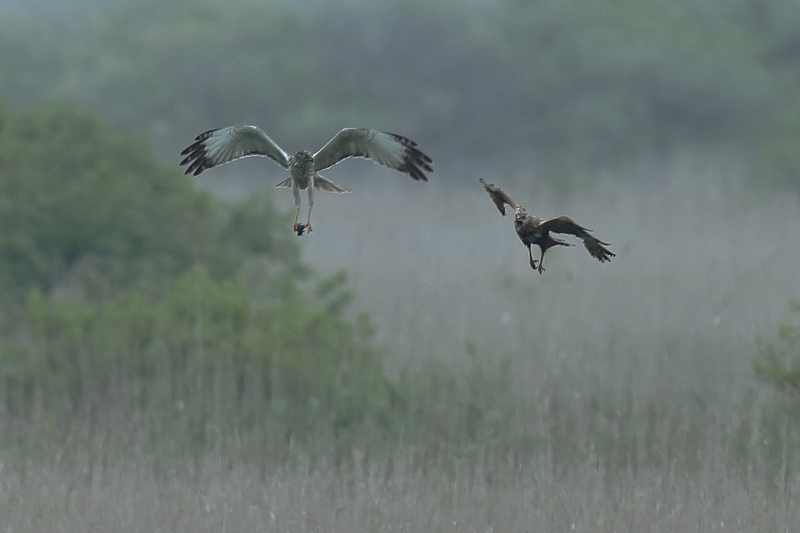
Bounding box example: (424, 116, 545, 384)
(1, 0, 800, 530)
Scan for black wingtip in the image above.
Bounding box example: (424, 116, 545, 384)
(179, 129, 220, 176)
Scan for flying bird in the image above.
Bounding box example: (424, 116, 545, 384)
(480, 179, 615, 274)
(180, 126, 433, 235)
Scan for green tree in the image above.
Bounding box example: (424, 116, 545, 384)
(0, 0, 792, 177)
(0, 99, 299, 304)
(0, 99, 389, 446)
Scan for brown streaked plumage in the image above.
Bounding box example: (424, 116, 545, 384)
(481, 179, 615, 274)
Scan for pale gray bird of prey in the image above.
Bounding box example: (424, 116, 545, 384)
(180, 126, 433, 235)
(480, 178, 615, 274)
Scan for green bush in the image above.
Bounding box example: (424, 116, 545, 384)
(0, 100, 300, 303)
(752, 300, 800, 472)
(1, 267, 387, 434)
(0, 100, 389, 448)
(755, 299, 800, 403)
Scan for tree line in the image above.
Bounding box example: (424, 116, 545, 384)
(2, 0, 800, 186)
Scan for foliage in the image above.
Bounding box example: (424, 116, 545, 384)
(755, 84, 800, 188)
(0, 99, 393, 448)
(1, 267, 387, 438)
(0, 99, 300, 304)
(4, 3, 800, 476)
(0, 99, 542, 462)
(2, 0, 799, 180)
(0, 98, 546, 465)
(752, 300, 800, 470)
(755, 299, 800, 404)
(483, 0, 777, 167)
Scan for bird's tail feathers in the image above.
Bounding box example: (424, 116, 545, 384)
(314, 175, 351, 193)
(275, 177, 293, 188)
(584, 239, 615, 262)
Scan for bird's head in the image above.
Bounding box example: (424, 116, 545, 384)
(292, 151, 314, 164)
(514, 206, 528, 228)
(290, 151, 314, 172)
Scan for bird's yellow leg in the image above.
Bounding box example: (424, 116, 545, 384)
(292, 206, 301, 232)
(527, 245, 537, 270)
(305, 192, 313, 233)
(292, 185, 302, 232)
(537, 250, 546, 274)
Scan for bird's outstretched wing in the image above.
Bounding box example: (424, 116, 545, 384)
(538, 216, 615, 263)
(312, 128, 432, 181)
(480, 178, 519, 216)
(180, 126, 290, 176)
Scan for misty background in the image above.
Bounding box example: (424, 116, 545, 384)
(1, 0, 800, 531)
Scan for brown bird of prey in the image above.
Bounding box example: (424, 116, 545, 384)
(480, 178, 615, 274)
(180, 126, 433, 235)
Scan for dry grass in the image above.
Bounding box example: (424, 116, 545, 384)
(4, 158, 800, 532)
(1, 451, 797, 533)
(298, 158, 800, 406)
